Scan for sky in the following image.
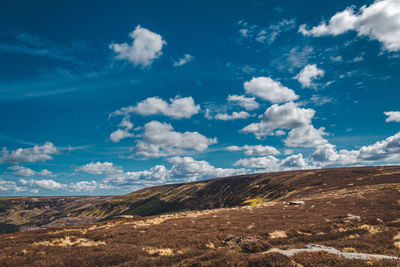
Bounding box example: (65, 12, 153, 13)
(1, 0, 400, 196)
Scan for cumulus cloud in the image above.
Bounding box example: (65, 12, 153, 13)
(110, 96, 200, 119)
(234, 153, 311, 171)
(168, 156, 247, 182)
(19, 178, 64, 190)
(284, 125, 328, 148)
(235, 155, 279, 169)
(226, 145, 280, 156)
(109, 116, 134, 143)
(7, 165, 53, 177)
(109, 25, 166, 66)
(228, 95, 259, 111)
(280, 154, 309, 168)
(68, 181, 99, 193)
(294, 64, 325, 88)
(244, 77, 298, 103)
(312, 131, 400, 166)
(212, 111, 251, 121)
(241, 102, 315, 139)
(18, 179, 102, 193)
(104, 165, 170, 187)
(0, 176, 106, 194)
(135, 121, 217, 158)
(358, 131, 400, 160)
(384, 111, 400, 122)
(110, 129, 134, 143)
(104, 156, 247, 186)
(0, 179, 22, 192)
(173, 54, 194, 66)
(299, 0, 400, 52)
(0, 142, 59, 164)
(75, 161, 123, 175)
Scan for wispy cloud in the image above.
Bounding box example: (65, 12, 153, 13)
(0, 32, 82, 64)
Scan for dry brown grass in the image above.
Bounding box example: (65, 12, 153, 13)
(32, 236, 106, 247)
(1, 166, 400, 266)
(143, 247, 175, 256)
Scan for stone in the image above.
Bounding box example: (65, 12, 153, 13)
(289, 201, 305, 205)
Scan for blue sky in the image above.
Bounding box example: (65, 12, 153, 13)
(1, 0, 400, 196)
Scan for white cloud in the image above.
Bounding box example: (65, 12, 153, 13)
(173, 54, 194, 66)
(312, 131, 400, 166)
(308, 94, 335, 106)
(244, 77, 298, 103)
(234, 153, 311, 171)
(213, 111, 251, 121)
(104, 156, 247, 186)
(234, 155, 280, 169)
(7, 165, 53, 177)
(241, 102, 315, 139)
(352, 56, 365, 62)
(384, 111, 400, 122)
(168, 156, 247, 182)
(0, 179, 22, 192)
(135, 121, 217, 158)
(267, 18, 297, 43)
(330, 55, 343, 62)
(38, 169, 53, 176)
(239, 28, 250, 38)
(110, 129, 134, 143)
(75, 161, 123, 175)
(228, 95, 259, 111)
(358, 131, 400, 160)
(284, 125, 328, 148)
(275, 130, 286, 136)
(0, 142, 59, 164)
(19, 178, 64, 190)
(280, 153, 309, 168)
(109, 116, 134, 143)
(237, 18, 296, 44)
(7, 165, 35, 177)
(299, 0, 400, 52)
(104, 165, 170, 187)
(68, 181, 99, 193)
(294, 64, 325, 88)
(0, 177, 106, 194)
(111, 96, 200, 119)
(226, 145, 280, 156)
(109, 25, 166, 66)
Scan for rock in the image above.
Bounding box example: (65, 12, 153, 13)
(344, 214, 361, 221)
(270, 244, 400, 260)
(289, 201, 305, 205)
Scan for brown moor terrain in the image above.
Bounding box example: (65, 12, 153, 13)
(0, 165, 400, 266)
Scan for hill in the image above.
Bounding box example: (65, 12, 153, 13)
(0, 196, 110, 233)
(79, 165, 400, 219)
(0, 165, 399, 266)
(1, 165, 400, 230)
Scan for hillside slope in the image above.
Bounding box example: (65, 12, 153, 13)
(1, 165, 400, 231)
(79, 165, 400, 219)
(0, 196, 110, 232)
(1, 165, 399, 266)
